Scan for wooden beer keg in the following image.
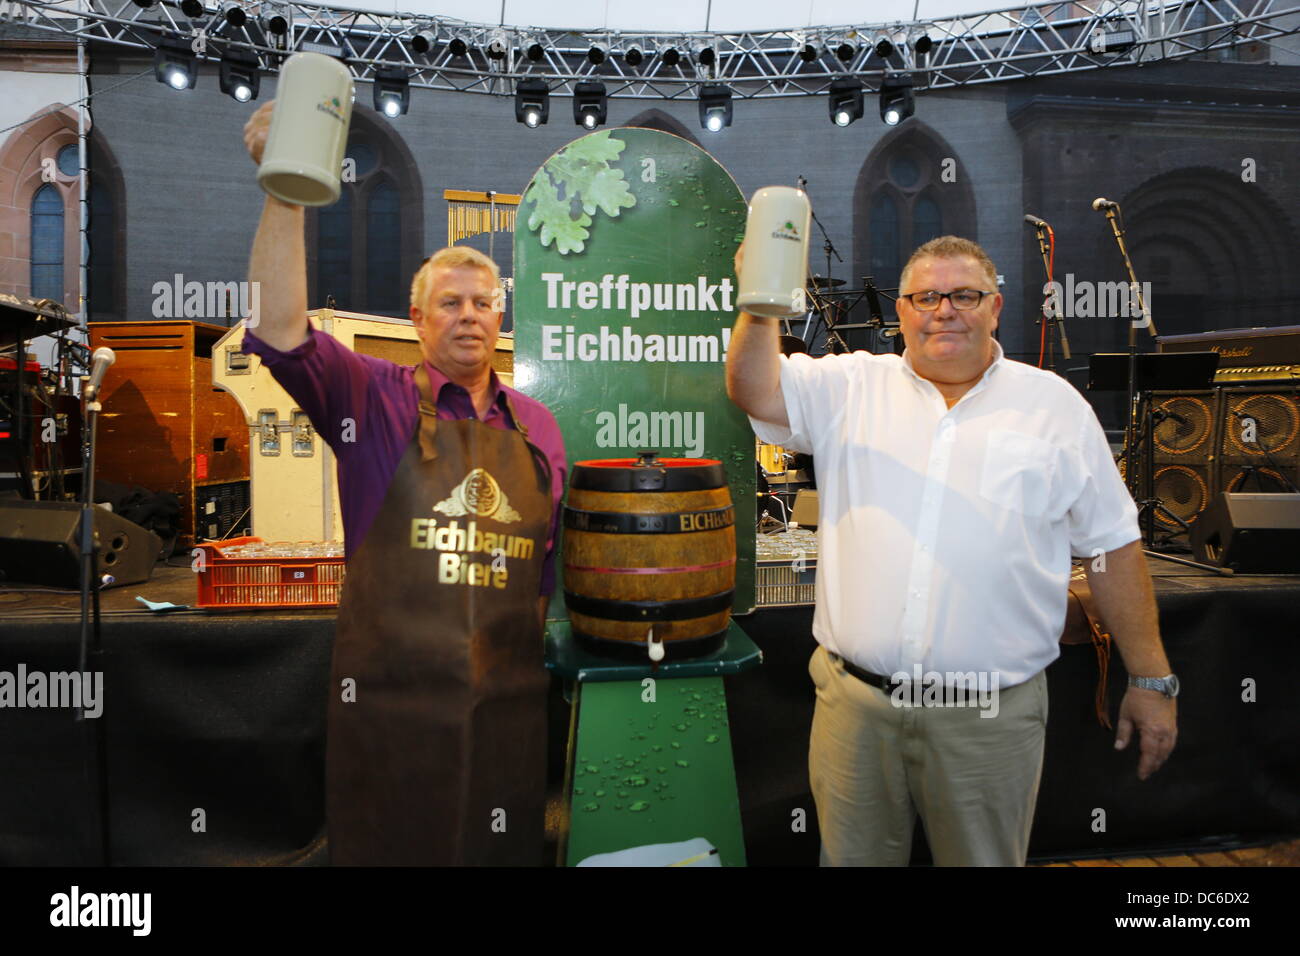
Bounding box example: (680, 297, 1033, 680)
(563, 452, 735, 660)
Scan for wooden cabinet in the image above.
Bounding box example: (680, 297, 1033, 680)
(88, 320, 251, 544)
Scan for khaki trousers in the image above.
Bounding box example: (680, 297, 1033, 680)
(808, 645, 1048, 866)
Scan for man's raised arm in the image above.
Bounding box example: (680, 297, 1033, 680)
(724, 245, 789, 428)
(243, 101, 309, 352)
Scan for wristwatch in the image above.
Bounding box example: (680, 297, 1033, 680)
(1129, 673, 1180, 698)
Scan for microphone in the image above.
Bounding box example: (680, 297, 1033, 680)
(1024, 214, 1049, 228)
(84, 346, 115, 401)
(1092, 197, 1119, 211)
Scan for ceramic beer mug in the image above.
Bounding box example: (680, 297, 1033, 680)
(257, 53, 354, 206)
(737, 186, 812, 318)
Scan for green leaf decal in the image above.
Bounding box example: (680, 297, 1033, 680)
(524, 131, 636, 255)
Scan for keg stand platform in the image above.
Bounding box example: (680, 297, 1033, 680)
(544, 621, 762, 867)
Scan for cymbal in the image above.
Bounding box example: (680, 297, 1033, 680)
(807, 275, 846, 289)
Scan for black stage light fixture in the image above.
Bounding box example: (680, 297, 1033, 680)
(265, 13, 289, 37)
(131, 0, 156, 7)
(223, 2, 247, 28)
(696, 45, 716, 68)
(799, 42, 819, 62)
(828, 76, 863, 127)
(879, 74, 914, 126)
(515, 78, 549, 128)
(219, 48, 260, 103)
(661, 46, 681, 66)
(698, 84, 732, 132)
(411, 29, 436, 55)
(914, 34, 934, 55)
(836, 42, 856, 62)
(154, 35, 197, 91)
(374, 68, 410, 118)
(526, 41, 545, 61)
(179, 0, 204, 16)
(624, 45, 643, 66)
(573, 81, 607, 129)
(587, 43, 606, 65)
(448, 36, 468, 57)
(487, 31, 508, 60)
(874, 37, 894, 58)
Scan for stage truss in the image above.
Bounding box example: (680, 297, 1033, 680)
(0, 0, 1297, 98)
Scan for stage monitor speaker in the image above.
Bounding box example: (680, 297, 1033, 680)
(792, 489, 819, 529)
(1189, 492, 1300, 573)
(0, 500, 161, 589)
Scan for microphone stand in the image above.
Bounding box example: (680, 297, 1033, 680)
(1099, 202, 1158, 542)
(797, 175, 847, 354)
(77, 373, 110, 866)
(1029, 221, 1070, 372)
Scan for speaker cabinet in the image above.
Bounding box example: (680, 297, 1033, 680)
(1217, 387, 1300, 496)
(0, 500, 161, 588)
(1190, 492, 1300, 573)
(1148, 390, 1219, 530)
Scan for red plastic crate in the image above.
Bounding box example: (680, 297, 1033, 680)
(194, 536, 345, 609)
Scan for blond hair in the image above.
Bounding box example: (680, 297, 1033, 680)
(900, 236, 998, 292)
(409, 246, 502, 312)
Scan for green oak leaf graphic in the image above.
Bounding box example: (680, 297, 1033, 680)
(525, 131, 636, 255)
(526, 172, 592, 255)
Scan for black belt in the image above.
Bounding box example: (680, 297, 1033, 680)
(828, 652, 897, 692)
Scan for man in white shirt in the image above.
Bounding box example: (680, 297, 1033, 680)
(726, 235, 1178, 866)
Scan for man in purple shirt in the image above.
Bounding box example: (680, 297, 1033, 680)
(243, 101, 566, 865)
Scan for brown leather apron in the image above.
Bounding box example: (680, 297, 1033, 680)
(326, 365, 552, 865)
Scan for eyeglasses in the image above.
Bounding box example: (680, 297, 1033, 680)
(899, 289, 996, 311)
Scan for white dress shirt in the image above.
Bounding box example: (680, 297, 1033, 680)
(751, 341, 1140, 686)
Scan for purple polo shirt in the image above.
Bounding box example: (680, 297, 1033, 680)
(242, 326, 567, 595)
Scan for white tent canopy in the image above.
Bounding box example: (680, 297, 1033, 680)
(327, 0, 1017, 31)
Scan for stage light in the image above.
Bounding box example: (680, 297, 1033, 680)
(914, 34, 933, 55)
(179, 0, 204, 16)
(131, 0, 155, 7)
(153, 35, 197, 91)
(373, 68, 410, 118)
(411, 29, 436, 55)
(879, 74, 914, 126)
(696, 45, 716, 68)
(515, 78, 549, 127)
(828, 76, 863, 127)
(487, 31, 508, 60)
(698, 84, 732, 132)
(587, 43, 606, 65)
(798, 42, 820, 63)
(836, 42, 857, 62)
(223, 2, 247, 28)
(573, 81, 607, 129)
(624, 46, 643, 66)
(264, 13, 289, 37)
(219, 48, 260, 102)
(448, 36, 468, 57)
(874, 37, 894, 59)
(525, 38, 545, 62)
(661, 46, 681, 66)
